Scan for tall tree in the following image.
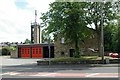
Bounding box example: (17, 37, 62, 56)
(104, 22, 118, 52)
(116, 0, 120, 54)
(117, 26, 120, 53)
(41, 2, 91, 58)
(40, 1, 119, 57)
(85, 2, 119, 56)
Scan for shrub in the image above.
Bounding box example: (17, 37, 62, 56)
(51, 56, 99, 62)
(2, 47, 10, 55)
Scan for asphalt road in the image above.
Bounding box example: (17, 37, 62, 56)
(1, 56, 119, 79)
(1, 56, 40, 66)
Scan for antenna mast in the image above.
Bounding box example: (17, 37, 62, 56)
(35, 10, 37, 24)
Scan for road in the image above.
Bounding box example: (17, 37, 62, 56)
(1, 56, 119, 79)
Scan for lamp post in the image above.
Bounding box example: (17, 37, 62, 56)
(100, 0, 105, 64)
(48, 35, 51, 65)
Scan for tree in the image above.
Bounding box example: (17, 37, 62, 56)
(24, 39, 31, 44)
(40, 1, 119, 57)
(115, 17, 120, 53)
(117, 26, 120, 53)
(85, 2, 119, 56)
(42, 29, 48, 43)
(41, 2, 91, 58)
(102, 0, 120, 53)
(104, 24, 113, 52)
(104, 22, 118, 52)
(42, 29, 54, 43)
(2, 47, 10, 55)
(115, 0, 120, 53)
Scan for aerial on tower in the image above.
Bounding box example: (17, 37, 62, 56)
(35, 10, 37, 24)
(31, 10, 41, 44)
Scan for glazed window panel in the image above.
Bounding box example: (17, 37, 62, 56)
(32, 48, 35, 54)
(20, 48, 22, 54)
(36, 48, 38, 54)
(22, 48, 24, 54)
(38, 48, 41, 54)
(28, 49, 30, 54)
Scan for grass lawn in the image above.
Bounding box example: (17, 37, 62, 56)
(51, 56, 114, 62)
(37, 56, 118, 65)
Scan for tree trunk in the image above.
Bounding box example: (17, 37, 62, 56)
(95, 22, 101, 57)
(74, 39, 80, 58)
(97, 31, 101, 57)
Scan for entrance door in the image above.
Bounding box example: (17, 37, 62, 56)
(32, 47, 42, 58)
(43, 46, 49, 58)
(20, 48, 30, 58)
(43, 46, 54, 58)
(69, 49, 75, 57)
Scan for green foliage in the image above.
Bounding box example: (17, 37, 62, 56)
(24, 38, 31, 44)
(51, 56, 100, 62)
(115, 19, 120, 53)
(9, 46, 17, 51)
(41, 2, 92, 58)
(111, 26, 119, 52)
(1, 46, 17, 55)
(86, 2, 119, 55)
(117, 26, 120, 53)
(40, 2, 119, 57)
(86, 2, 118, 30)
(42, 29, 54, 43)
(103, 0, 120, 52)
(104, 19, 120, 53)
(2, 47, 10, 55)
(104, 22, 116, 52)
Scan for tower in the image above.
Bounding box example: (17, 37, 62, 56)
(31, 10, 41, 44)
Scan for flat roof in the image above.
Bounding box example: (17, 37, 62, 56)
(18, 43, 54, 47)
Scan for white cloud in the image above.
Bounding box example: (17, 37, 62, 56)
(0, 0, 54, 43)
(26, 0, 55, 23)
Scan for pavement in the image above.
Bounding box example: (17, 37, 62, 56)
(87, 64, 119, 67)
(1, 56, 119, 79)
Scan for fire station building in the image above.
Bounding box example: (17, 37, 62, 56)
(17, 44, 54, 58)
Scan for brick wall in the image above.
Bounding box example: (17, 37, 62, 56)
(54, 29, 99, 57)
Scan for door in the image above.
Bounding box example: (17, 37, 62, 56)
(32, 47, 42, 58)
(43, 46, 54, 58)
(20, 48, 30, 58)
(69, 49, 75, 57)
(43, 46, 49, 58)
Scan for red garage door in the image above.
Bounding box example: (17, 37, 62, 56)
(32, 47, 42, 58)
(20, 48, 30, 58)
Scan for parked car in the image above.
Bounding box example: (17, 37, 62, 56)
(109, 53, 119, 58)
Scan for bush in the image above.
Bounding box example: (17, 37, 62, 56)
(37, 56, 118, 65)
(2, 47, 10, 55)
(51, 56, 98, 62)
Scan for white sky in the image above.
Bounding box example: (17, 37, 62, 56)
(1, 0, 117, 43)
(0, 0, 54, 43)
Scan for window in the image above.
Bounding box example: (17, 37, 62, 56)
(36, 48, 38, 54)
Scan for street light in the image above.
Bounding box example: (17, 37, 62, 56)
(47, 35, 51, 65)
(100, 0, 105, 64)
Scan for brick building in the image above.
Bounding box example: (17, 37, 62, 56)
(54, 28, 99, 58)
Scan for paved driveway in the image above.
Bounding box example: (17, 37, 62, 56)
(1, 56, 41, 66)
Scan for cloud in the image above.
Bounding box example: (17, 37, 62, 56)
(0, 0, 54, 43)
(26, 0, 55, 23)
